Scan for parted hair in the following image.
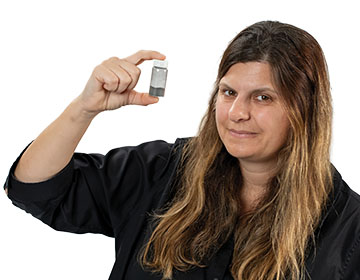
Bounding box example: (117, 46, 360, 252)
(142, 21, 333, 280)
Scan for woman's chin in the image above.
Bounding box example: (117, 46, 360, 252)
(225, 148, 256, 161)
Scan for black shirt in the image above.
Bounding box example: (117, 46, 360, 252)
(4, 138, 360, 279)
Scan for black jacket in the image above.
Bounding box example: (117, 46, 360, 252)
(4, 138, 360, 279)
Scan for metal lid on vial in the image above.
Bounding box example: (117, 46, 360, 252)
(153, 60, 168, 68)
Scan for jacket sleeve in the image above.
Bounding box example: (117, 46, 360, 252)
(4, 140, 174, 238)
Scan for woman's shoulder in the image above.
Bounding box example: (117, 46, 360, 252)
(332, 167, 360, 215)
(326, 171, 360, 278)
(92, 137, 192, 167)
(100, 137, 192, 180)
(306, 167, 360, 279)
(112, 137, 191, 155)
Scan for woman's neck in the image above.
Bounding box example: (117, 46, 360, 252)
(238, 159, 277, 213)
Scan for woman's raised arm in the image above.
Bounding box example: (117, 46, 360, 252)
(13, 50, 166, 183)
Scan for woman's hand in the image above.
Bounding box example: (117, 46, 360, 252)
(78, 50, 166, 117)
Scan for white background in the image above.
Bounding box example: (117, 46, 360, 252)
(1, 0, 359, 279)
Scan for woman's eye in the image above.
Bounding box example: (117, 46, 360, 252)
(223, 89, 236, 97)
(256, 95, 271, 101)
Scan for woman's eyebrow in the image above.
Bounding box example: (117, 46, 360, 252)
(218, 82, 237, 91)
(219, 82, 278, 95)
(251, 87, 278, 95)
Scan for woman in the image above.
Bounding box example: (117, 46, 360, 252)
(4, 21, 360, 279)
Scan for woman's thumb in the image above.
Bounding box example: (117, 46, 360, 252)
(128, 90, 159, 106)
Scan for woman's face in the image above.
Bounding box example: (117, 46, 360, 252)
(215, 62, 290, 165)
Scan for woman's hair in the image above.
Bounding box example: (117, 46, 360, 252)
(142, 20, 333, 280)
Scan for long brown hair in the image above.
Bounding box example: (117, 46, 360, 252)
(142, 21, 333, 280)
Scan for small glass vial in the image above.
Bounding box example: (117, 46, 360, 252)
(149, 60, 168, 97)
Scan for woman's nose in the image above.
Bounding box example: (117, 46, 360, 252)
(229, 97, 250, 122)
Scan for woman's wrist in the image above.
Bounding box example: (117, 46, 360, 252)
(69, 96, 100, 124)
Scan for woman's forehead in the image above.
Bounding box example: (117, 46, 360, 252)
(219, 62, 276, 91)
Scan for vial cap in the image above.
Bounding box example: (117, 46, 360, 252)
(153, 60, 168, 68)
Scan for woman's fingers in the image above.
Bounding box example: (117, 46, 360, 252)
(127, 90, 159, 106)
(92, 64, 120, 93)
(124, 50, 166, 66)
(80, 50, 166, 113)
(102, 60, 132, 93)
(100, 50, 165, 94)
(105, 58, 141, 93)
(118, 59, 141, 91)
